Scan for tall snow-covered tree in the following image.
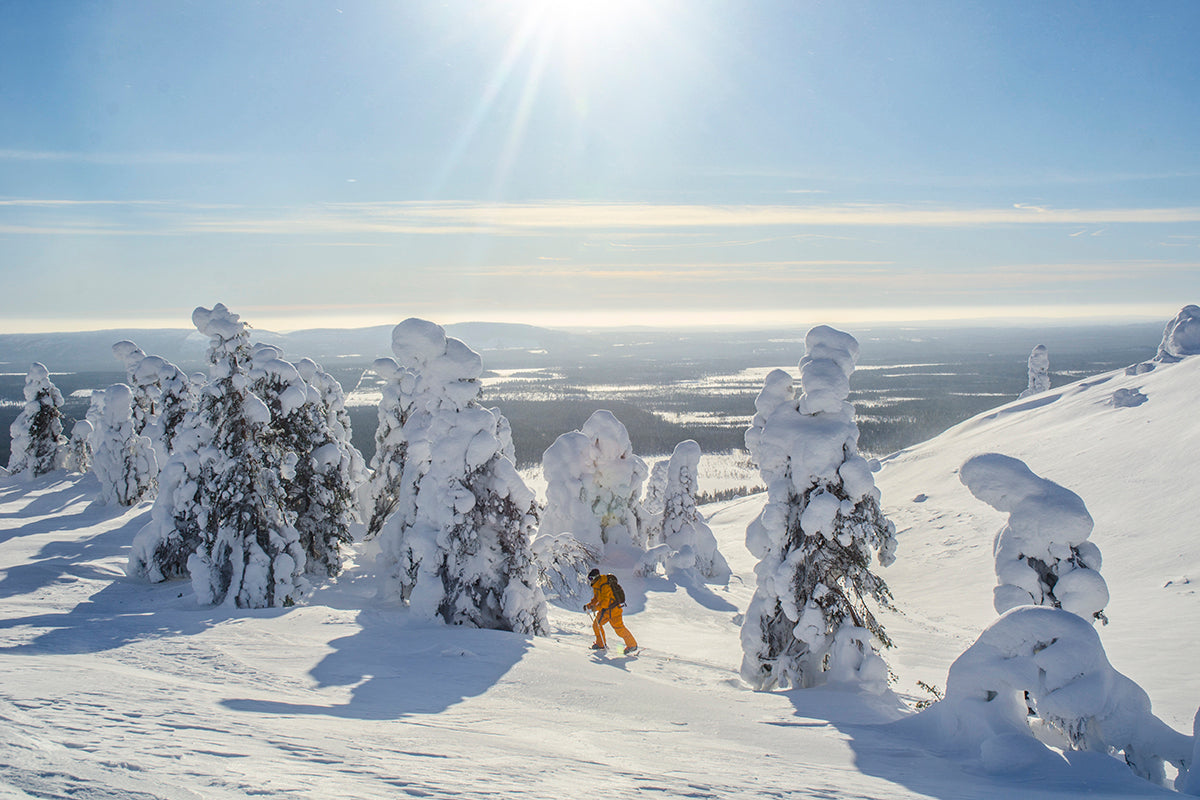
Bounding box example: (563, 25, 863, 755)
(92, 383, 158, 506)
(653, 440, 730, 583)
(538, 409, 648, 557)
(7, 363, 67, 478)
(959, 452, 1109, 624)
(1018, 344, 1050, 399)
(741, 325, 898, 692)
(249, 345, 365, 579)
(368, 319, 489, 543)
(376, 319, 548, 634)
(129, 304, 305, 608)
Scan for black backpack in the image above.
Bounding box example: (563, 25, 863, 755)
(605, 574, 626, 607)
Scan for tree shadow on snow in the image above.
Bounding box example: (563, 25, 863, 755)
(640, 571, 739, 613)
(0, 474, 106, 541)
(797, 691, 1177, 800)
(220, 610, 532, 721)
(0, 504, 147, 599)
(0, 574, 230, 657)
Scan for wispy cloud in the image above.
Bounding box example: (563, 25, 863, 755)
(5, 199, 1200, 238)
(0, 149, 235, 165)
(163, 201, 1200, 237)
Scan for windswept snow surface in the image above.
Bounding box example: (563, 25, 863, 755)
(3, 354, 1200, 797)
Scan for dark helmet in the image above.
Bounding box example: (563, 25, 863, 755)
(587, 568, 601, 581)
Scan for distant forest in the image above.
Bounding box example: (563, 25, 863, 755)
(0, 321, 1163, 469)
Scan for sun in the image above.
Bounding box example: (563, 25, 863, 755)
(523, 0, 646, 46)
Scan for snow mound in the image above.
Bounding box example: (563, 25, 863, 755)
(1157, 305, 1200, 361)
(907, 606, 1191, 788)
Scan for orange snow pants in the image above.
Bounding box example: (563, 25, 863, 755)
(593, 606, 637, 650)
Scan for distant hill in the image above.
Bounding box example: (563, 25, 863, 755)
(0, 321, 577, 373)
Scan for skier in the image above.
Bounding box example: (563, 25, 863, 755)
(585, 568, 638, 654)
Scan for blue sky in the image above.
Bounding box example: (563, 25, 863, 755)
(2, 0, 1198, 332)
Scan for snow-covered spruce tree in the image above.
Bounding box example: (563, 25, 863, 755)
(7, 363, 68, 478)
(66, 419, 94, 474)
(129, 304, 305, 607)
(377, 319, 548, 634)
(363, 356, 408, 537)
(538, 409, 649, 557)
(959, 453, 1109, 624)
(369, 318, 485, 541)
(1156, 304, 1200, 362)
(112, 341, 150, 430)
(112, 341, 196, 466)
(914, 607, 1190, 789)
(638, 458, 670, 550)
(92, 383, 158, 506)
(1018, 344, 1050, 399)
(296, 357, 357, 449)
(127, 418, 203, 583)
(249, 345, 364, 579)
(740, 325, 898, 692)
(651, 440, 730, 583)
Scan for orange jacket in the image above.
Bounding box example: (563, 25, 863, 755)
(585, 575, 617, 612)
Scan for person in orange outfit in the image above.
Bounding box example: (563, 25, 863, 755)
(585, 568, 637, 654)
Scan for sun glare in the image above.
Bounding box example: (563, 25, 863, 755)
(526, 0, 645, 44)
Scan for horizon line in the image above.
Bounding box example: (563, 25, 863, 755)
(0, 303, 1179, 336)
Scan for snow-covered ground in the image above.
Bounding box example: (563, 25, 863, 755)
(2, 351, 1198, 798)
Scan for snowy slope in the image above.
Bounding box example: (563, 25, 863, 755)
(2, 355, 1199, 798)
(876, 354, 1200, 732)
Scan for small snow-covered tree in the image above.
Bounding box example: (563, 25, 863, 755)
(960, 453, 1109, 624)
(741, 325, 898, 692)
(249, 345, 364, 579)
(648, 440, 730, 583)
(296, 357, 356, 446)
(7, 363, 67, 478)
(128, 304, 305, 608)
(538, 409, 648, 557)
(1018, 344, 1050, 399)
(913, 607, 1191, 789)
(66, 419, 94, 474)
(92, 383, 158, 506)
(376, 319, 547, 634)
(364, 357, 409, 537)
(112, 341, 151, 430)
(638, 458, 670, 549)
(112, 341, 196, 466)
(1156, 304, 1200, 362)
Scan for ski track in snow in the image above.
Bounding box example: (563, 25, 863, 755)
(4, 356, 1200, 797)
